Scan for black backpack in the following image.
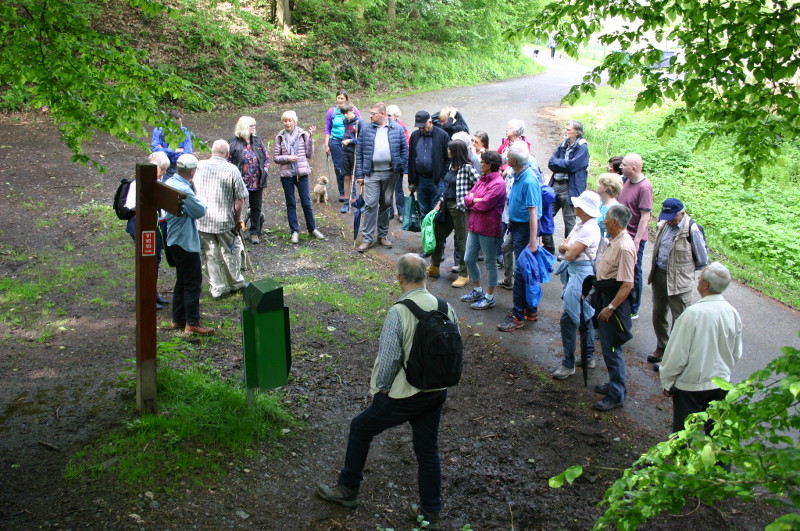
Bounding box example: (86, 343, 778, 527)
(113, 178, 135, 220)
(396, 297, 463, 389)
(687, 219, 708, 268)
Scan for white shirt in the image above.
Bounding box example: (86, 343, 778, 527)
(659, 294, 743, 392)
(565, 217, 600, 262)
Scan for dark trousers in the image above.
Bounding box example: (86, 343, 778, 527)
(328, 137, 345, 196)
(394, 174, 405, 217)
(632, 240, 646, 314)
(280, 175, 316, 234)
(248, 188, 263, 235)
(170, 245, 202, 325)
(339, 390, 447, 514)
(597, 317, 626, 403)
(510, 221, 537, 320)
(672, 387, 726, 434)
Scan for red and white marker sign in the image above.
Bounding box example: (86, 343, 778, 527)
(141, 230, 156, 256)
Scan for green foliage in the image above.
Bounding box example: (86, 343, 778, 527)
(517, 0, 800, 186)
(549, 336, 800, 530)
(570, 86, 800, 308)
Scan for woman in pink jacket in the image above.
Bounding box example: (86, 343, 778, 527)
(459, 151, 508, 310)
(274, 111, 325, 244)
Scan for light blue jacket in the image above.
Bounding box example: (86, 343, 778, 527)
(165, 175, 207, 253)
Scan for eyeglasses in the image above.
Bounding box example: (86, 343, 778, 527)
(369, 111, 384, 116)
(250, 124, 257, 127)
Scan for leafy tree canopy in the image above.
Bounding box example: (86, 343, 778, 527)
(0, 0, 211, 171)
(517, 0, 800, 185)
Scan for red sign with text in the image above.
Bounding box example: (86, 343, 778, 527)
(142, 230, 156, 256)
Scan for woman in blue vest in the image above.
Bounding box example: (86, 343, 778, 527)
(325, 90, 360, 202)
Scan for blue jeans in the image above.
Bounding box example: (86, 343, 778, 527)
(394, 174, 405, 217)
(415, 177, 439, 218)
(597, 318, 626, 403)
(632, 240, 646, 314)
(339, 390, 447, 514)
(560, 312, 596, 369)
(465, 231, 501, 287)
(280, 175, 316, 234)
(510, 222, 537, 320)
(328, 138, 345, 196)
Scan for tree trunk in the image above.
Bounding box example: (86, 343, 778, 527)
(276, 0, 291, 34)
(388, 0, 396, 28)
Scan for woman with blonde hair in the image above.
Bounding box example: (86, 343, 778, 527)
(274, 111, 325, 244)
(228, 116, 270, 244)
(596, 172, 624, 237)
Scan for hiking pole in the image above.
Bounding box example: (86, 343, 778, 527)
(237, 228, 256, 280)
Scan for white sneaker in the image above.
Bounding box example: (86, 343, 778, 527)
(290, 232, 299, 244)
(312, 229, 326, 240)
(552, 366, 575, 380)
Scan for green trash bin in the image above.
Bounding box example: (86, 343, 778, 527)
(241, 278, 291, 390)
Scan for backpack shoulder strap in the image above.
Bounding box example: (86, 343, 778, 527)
(435, 297, 447, 316)
(396, 298, 425, 320)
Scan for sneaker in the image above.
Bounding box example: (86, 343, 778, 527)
(552, 365, 575, 380)
(156, 293, 169, 305)
(290, 231, 299, 244)
(497, 314, 524, 332)
(630, 312, 639, 320)
(316, 482, 358, 507)
(312, 229, 326, 240)
(427, 265, 440, 279)
(450, 265, 460, 274)
(409, 503, 440, 530)
(451, 275, 470, 288)
(340, 204, 349, 214)
(595, 397, 624, 411)
(499, 280, 513, 290)
(250, 233, 260, 244)
(577, 357, 597, 369)
(460, 289, 484, 303)
(471, 296, 495, 310)
(594, 382, 610, 395)
(524, 309, 538, 321)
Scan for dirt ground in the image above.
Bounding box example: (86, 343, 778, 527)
(0, 104, 782, 530)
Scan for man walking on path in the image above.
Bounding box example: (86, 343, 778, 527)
(356, 103, 409, 253)
(408, 110, 450, 218)
(592, 205, 636, 411)
(617, 153, 653, 320)
(646, 198, 708, 365)
(317, 254, 457, 529)
(164, 154, 213, 336)
(193, 139, 249, 300)
(659, 262, 742, 434)
(151, 110, 193, 180)
(497, 144, 543, 332)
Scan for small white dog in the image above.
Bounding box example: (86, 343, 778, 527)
(313, 176, 329, 203)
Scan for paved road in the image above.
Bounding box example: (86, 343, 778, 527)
(359, 52, 800, 434)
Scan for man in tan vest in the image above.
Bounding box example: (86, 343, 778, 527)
(647, 198, 708, 365)
(317, 253, 457, 529)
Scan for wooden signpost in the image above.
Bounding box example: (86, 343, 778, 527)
(134, 163, 186, 413)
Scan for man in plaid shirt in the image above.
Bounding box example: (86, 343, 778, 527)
(194, 139, 249, 299)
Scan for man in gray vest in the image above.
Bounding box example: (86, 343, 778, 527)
(317, 254, 457, 529)
(647, 198, 708, 365)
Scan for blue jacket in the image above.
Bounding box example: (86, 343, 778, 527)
(548, 138, 589, 198)
(517, 247, 556, 309)
(539, 185, 556, 236)
(408, 126, 450, 186)
(164, 175, 206, 253)
(356, 120, 408, 179)
(152, 126, 193, 164)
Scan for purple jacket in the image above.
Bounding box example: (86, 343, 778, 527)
(274, 128, 314, 178)
(464, 171, 506, 238)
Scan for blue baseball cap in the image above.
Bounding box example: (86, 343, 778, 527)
(659, 198, 684, 221)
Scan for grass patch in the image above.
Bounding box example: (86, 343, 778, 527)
(65, 337, 294, 491)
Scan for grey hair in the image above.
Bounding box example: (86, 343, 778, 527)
(606, 204, 632, 229)
(147, 151, 170, 172)
(281, 110, 298, 123)
(701, 262, 732, 294)
(567, 120, 584, 137)
(234, 115, 256, 140)
(212, 139, 230, 157)
(507, 119, 525, 137)
(506, 142, 530, 166)
(398, 253, 427, 284)
(451, 131, 471, 145)
(386, 104, 401, 118)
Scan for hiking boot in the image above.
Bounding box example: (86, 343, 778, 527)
(450, 265, 460, 274)
(595, 397, 624, 411)
(460, 289, 484, 303)
(409, 503, 440, 530)
(498, 279, 513, 290)
(471, 296, 495, 310)
(497, 314, 524, 332)
(185, 323, 215, 336)
(451, 275, 470, 288)
(357, 241, 373, 253)
(290, 232, 300, 244)
(427, 265, 440, 279)
(647, 347, 664, 363)
(250, 233, 260, 244)
(524, 309, 539, 321)
(552, 365, 575, 380)
(164, 322, 185, 330)
(156, 293, 170, 305)
(378, 237, 392, 248)
(316, 483, 358, 507)
(312, 229, 326, 240)
(594, 382, 610, 395)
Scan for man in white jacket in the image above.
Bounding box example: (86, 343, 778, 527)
(659, 261, 742, 434)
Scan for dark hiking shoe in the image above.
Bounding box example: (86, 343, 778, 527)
(594, 382, 610, 395)
(497, 314, 524, 332)
(316, 483, 358, 507)
(647, 347, 664, 363)
(594, 397, 624, 411)
(409, 503, 440, 530)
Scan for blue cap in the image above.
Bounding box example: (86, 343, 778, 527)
(659, 198, 684, 221)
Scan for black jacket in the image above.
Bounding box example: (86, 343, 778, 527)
(228, 135, 270, 188)
(408, 126, 450, 186)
